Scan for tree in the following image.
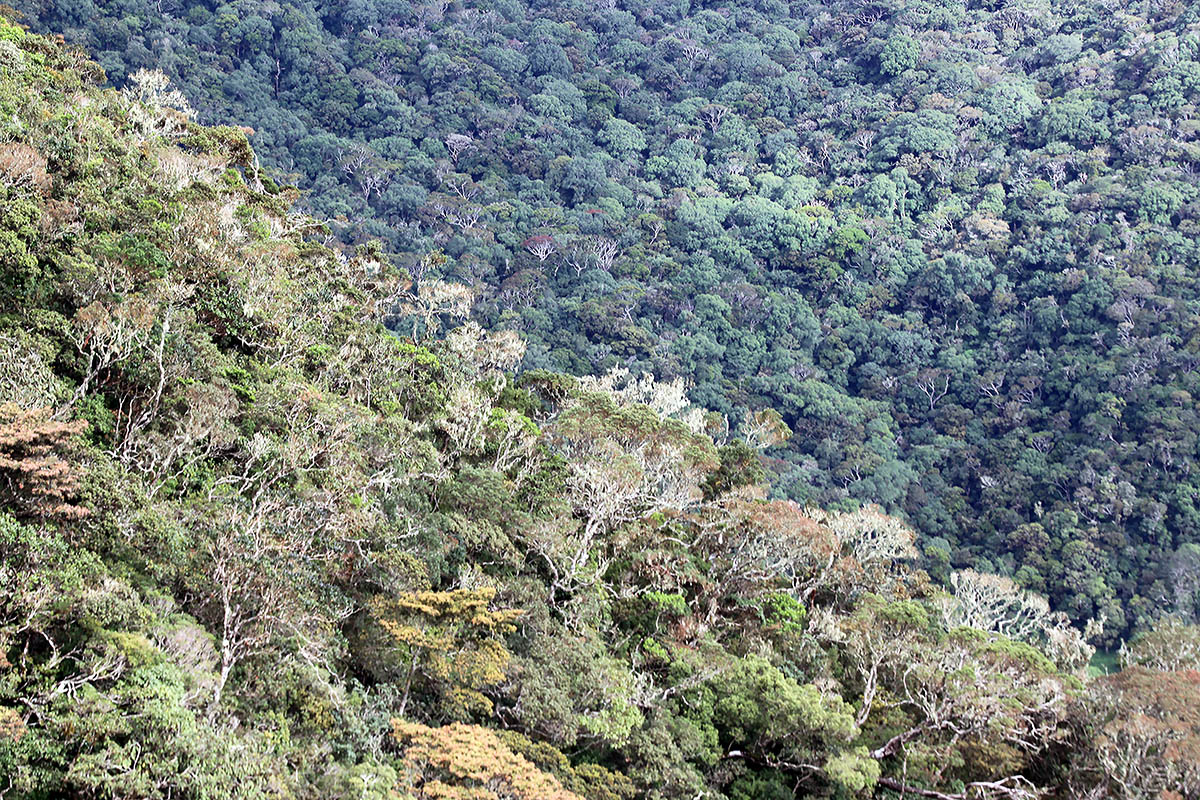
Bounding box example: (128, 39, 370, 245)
(401, 280, 475, 341)
(702, 439, 765, 500)
(444, 133, 475, 163)
(1120, 619, 1200, 671)
(547, 393, 717, 577)
(0, 142, 50, 195)
(690, 495, 829, 617)
(0, 404, 88, 520)
(374, 588, 522, 719)
(812, 506, 919, 594)
(879, 34, 919, 77)
(67, 297, 157, 407)
(340, 144, 392, 201)
(913, 368, 950, 411)
(200, 492, 326, 710)
(1071, 668, 1200, 800)
(837, 596, 1072, 796)
(937, 570, 1095, 671)
(980, 79, 1042, 134)
(122, 69, 196, 141)
(698, 103, 730, 132)
(598, 117, 646, 158)
(1169, 543, 1200, 618)
(577, 366, 692, 421)
(740, 408, 791, 449)
(524, 234, 557, 262)
(391, 721, 584, 800)
(587, 236, 621, 273)
(708, 655, 879, 794)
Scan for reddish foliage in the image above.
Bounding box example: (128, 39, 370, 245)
(0, 142, 51, 196)
(1085, 668, 1200, 797)
(0, 708, 26, 743)
(0, 404, 89, 520)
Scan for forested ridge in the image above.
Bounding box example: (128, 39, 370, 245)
(12, 0, 1200, 638)
(4, 5, 1200, 800)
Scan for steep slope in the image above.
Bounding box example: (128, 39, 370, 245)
(14, 0, 1200, 637)
(3, 18, 1200, 800)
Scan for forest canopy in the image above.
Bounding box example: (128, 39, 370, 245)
(4, 4, 1200, 800)
(13, 0, 1200, 639)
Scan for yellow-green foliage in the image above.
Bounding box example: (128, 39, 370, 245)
(375, 589, 522, 719)
(392, 720, 584, 800)
(0, 19, 1122, 800)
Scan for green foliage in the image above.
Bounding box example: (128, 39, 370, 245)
(759, 591, 806, 634)
(879, 35, 920, 77)
(1, 10, 1196, 800)
(702, 439, 766, 500)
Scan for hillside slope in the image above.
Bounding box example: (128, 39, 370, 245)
(14, 0, 1200, 637)
(3, 17, 1200, 800)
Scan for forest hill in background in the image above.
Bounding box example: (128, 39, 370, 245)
(14, 0, 1200, 640)
(4, 7, 1200, 800)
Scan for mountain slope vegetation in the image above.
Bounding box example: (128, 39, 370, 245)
(8, 16, 1200, 800)
(13, 0, 1200, 638)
